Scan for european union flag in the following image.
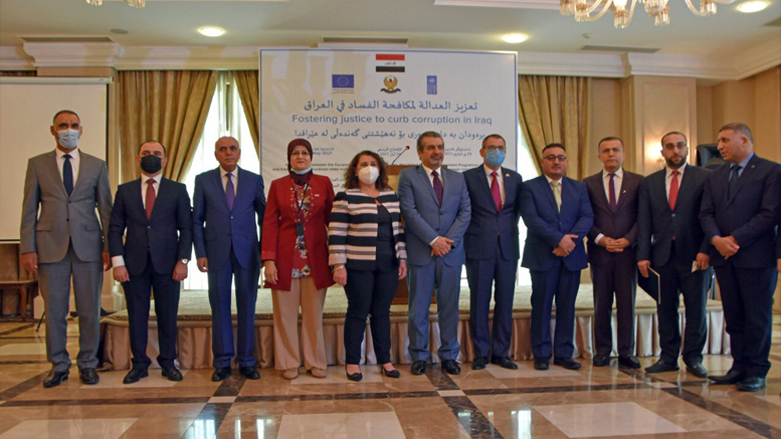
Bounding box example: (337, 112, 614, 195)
(427, 75, 437, 95)
(332, 74, 354, 89)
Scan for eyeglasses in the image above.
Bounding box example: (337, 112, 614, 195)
(543, 155, 567, 162)
(484, 145, 506, 152)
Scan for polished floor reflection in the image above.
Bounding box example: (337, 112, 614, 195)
(0, 317, 779, 438)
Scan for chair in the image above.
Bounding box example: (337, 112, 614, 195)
(0, 243, 39, 321)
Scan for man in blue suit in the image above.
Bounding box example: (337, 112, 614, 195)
(398, 131, 471, 376)
(463, 134, 523, 371)
(109, 140, 192, 384)
(193, 136, 266, 382)
(700, 123, 781, 392)
(520, 143, 593, 371)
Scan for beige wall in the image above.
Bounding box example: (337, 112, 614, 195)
(587, 78, 624, 178)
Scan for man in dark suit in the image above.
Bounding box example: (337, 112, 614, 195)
(21, 110, 113, 387)
(520, 143, 593, 371)
(398, 131, 471, 376)
(464, 134, 523, 371)
(637, 131, 712, 379)
(193, 136, 266, 382)
(700, 123, 781, 392)
(584, 137, 642, 369)
(109, 140, 192, 384)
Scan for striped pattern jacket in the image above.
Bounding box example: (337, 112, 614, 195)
(328, 189, 407, 270)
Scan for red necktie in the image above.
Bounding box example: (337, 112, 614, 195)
(432, 171, 443, 205)
(668, 170, 679, 211)
(490, 171, 502, 212)
(145, 179, 156, 219)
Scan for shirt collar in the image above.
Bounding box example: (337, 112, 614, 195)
(55, 148, 79, 160)
(422, 164, 441, 177)
(666, 163, 687, 178)
(220, 166, 239, 179)
(734, 152, 754, 170)
(142, 173, 162, 185)
(483, 164, 502, 177)
(544, 174, 562, 185)
(602, 168, 623, 179)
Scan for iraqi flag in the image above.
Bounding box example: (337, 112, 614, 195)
(376, 54, 405, 73)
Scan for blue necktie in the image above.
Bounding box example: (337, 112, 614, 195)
(225, 173, 235, 210)
(728, 165, 741, 198)
(63, 154, 73, 196)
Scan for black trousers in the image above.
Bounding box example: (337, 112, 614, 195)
(343, 256, 399, 365)
(655, 246, 711, 366)
(122, 254, 180, 370)
(715, 263, 776, 378)
(591, 259, 637, 357)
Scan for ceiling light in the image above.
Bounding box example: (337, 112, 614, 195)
(560, 0, 739, 29)
(502, 33, 529, 43)
(737, 0, 769, 12)
(198, 26, 226, 38)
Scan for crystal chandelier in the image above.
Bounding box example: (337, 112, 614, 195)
(560, 0, 735, 28)
(85, 0, 145, 7)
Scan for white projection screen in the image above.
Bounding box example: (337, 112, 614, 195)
(260, 49, 518, 189)
(0, 78, 108, 241)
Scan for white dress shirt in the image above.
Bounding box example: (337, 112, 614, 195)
(483, 164, 505, 205)
(594, 168, 623, 244)
(113, 173, 163, 268)
(55, 147, 80, 186)
(665, 163, 687, 201)
(220, 166, 239, 195)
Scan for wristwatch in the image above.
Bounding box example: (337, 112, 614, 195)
(180, 259, 190, 265)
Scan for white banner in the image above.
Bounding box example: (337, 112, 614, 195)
(260, 49, 518, 190)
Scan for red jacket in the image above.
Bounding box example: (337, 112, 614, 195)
(261, 174, 335, 291)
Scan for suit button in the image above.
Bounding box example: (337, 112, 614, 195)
(671, 214, 676, 218)
(231, 216, 234, 219)
(147, 226, 151, 229)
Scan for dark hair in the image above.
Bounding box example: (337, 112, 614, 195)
(718, 122, 754, 144)
(597, 136, 624, 150)
(343, 150, 390, 190)
(542, 143, 566, 154)
(139, 139, 167, 157)
(481, 134, 505, 149)
(416, 131, 444, 153)
(52, 110, 80, 124)
(660, 131, 687, 147)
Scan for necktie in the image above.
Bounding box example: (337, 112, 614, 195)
(225, 173, 235, 210)
(145, 179, 156, 220)
(432, 170, 443, 206)
(608, 173, 617, 212)
(668, 170, 679, 211)
(63, 154, 73, 196)
(550, 180, 561, 212)
(490, 171, 502, 212)
(728, 165, 741, 199)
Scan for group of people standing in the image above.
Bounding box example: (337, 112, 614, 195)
(21, 110, 780, 393)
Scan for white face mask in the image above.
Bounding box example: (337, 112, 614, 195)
(57, 129, 80, 150)
(358, 166, 380, 185)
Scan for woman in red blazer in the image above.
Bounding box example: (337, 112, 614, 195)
(262, 138, 334, 380)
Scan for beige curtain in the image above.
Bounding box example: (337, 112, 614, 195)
(118, 70, 217, 183)
(518, 75, 591, 180)
(232, 70, 260, 155)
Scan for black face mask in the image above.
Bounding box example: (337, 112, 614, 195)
(140, 155, 162, 174)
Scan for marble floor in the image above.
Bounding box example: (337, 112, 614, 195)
(0, 317, 779, 439)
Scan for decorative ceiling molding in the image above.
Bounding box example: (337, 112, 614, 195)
(1, 42, 778, 81)
(434, 0, 558, 10)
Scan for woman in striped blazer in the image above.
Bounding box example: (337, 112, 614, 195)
(329, 150, 407, 381)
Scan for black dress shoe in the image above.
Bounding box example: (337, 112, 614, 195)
(79, 368, 100, 385)
(592, 354, 610, 367)
(618, 355, 641, 369)
(553, 358, 582, 370)
(345, 366, 363, 382)
(161, 366, 184, 382)
(43, 370, 69, 388)
(239, 366, 260, 380)
(472, 356, 489, 370)
(411, 360, 427, 376)
(645, 359, 679, 374)
(442, 360, 461, 375)
(534, 358, 550, 370)
(212, 367, 232, 382)
(491, 357, 518, 370)
(737, 376, 766, 392)
(685, 363, 709, 379)
(710, 369, 745, 385)
(123, 368, 149, 384)
(381, 366, 401, 379)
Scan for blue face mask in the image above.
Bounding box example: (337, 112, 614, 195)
(485, 149, 505, 168)
(57, 129, 80, 150)
(291, 166, 311, 175)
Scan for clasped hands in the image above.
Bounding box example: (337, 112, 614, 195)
(430, 236, 453, 257)
(552, 234, 579, 257)
(598, 236, 630, 253)
(712, 235, 739, 259)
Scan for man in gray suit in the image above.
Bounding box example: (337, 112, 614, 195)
(20, 110, 113, 387)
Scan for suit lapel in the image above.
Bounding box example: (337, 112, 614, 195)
(234, 168, 252, 210)
(70, 153, 87, 198)
(501, 169, 515, 211)
(541, 177, 560, 217)
(46, 152, 68, 198)
(150, 178, 170, 222)
(593, 173, 611, 211)
(653, 172, 670, 212)
(416, 166, 439, 206)
(211, 168, 231, 211)
(131, 179, 147, 220)
(726, 155, 758, 206)
(614, 172, 630, 212)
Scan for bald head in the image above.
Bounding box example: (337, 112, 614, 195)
(215, 136, 241, 172)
